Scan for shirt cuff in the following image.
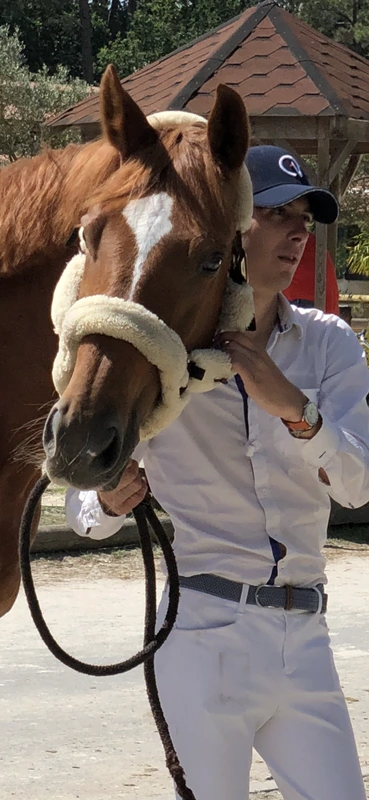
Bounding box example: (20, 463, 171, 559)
(298, 415, 340, 470)
(65, 489, 126, 540)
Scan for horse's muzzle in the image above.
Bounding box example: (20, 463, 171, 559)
(43, 401, 137, 490)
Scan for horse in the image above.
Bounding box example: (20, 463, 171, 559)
(42, 67, 252, 492)
(0, 66, 136, 616)
(0, 63, 251, 616)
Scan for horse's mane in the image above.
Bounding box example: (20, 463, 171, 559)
(0, 120, 236, 277)
(0, 139, 120, 275)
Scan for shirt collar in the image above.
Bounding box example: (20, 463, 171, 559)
(277, 293, 303, 339)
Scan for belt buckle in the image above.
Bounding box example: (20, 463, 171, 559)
(255, 584, 293, 610)
(311, 586, 323, 614)
(254, 585, 274, 608)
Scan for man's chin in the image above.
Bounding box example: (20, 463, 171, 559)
(279, 271, 296, 289)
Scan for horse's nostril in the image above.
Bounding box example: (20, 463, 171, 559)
(87, 426, 120, 470)
(43, 403, 128, 488)
(43, 406, 60, 457)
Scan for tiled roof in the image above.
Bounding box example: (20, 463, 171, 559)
(48, 0, 369, 128)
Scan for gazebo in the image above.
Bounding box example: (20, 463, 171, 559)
(48, 0, 369, 310)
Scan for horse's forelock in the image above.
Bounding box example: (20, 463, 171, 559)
(166, 125, 233, 229)
(87, 122, 233, 234)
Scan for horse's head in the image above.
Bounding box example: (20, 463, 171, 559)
(44, 65, 252, 489)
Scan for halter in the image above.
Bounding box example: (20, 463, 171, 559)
(51, 111, 254, 441)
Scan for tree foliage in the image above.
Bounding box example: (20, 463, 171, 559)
(0, 1, 368, 83)
(339, 156, 369, 229)
(96, 0, 250, 77)
(0, 0, 83, 76)
(97, 0, 369, 78)
(0, 0, 369, 243)
(281, 0, 369, 59)
(0, 26, 92, 162)
(346, 231, 369, 275)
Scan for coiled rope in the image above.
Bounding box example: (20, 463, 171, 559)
(19, 474, 195, 800)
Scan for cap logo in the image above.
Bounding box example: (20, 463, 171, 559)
(278, 155, 304, 179)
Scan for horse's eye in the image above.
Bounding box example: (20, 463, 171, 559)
(201, 253, 223, 273)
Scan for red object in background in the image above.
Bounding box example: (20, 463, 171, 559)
(283, 233, 339, 315)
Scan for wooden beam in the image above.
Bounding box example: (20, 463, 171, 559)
(327, 174, 340, 266)
(339, 294, 369, 303)
(327, 140, 357, 185)
(315, 224, 328, 311)
(250, 116, 324, 143)
(346, 118, 369, 143)
(80, 123, 101, 142)
(315, 135, 330, 310)
(340, 154, 362, 198)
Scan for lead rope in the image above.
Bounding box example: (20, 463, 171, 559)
(19, 474, 196, 800)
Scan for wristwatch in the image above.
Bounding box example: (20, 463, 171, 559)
(281, 398, 320, 438)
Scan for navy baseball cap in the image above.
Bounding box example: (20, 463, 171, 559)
(245, 145, 338, 224)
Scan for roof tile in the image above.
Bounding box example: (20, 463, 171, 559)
(48, 1, 369, 129)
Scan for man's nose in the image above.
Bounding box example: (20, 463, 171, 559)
(290, 219, 309, 241)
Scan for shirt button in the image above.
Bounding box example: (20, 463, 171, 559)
(245, 443, 255, 456)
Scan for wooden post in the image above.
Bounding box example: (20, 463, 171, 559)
(315, 222, 328, 310)
(315, 135, 330, 310)
(327, 174, 340, 267)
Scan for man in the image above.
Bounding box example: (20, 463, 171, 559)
(66, 146, 369, 799)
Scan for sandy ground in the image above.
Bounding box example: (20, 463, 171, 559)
(1, 546, 369, 799)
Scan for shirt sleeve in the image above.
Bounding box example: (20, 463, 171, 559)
(65, 488, 126, 539)
(298, 321, 369, 508)
(64, 442, 148, 540)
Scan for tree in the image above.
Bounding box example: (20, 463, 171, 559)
(0, 0, 83, 77)
(0, 26, 92, 162)
(79, 0, 94, 83)
(96, 0, 369, 78)
(281, 0, 369, 59)
(96, 0, 252, 78)
(0, 0, 135, 81)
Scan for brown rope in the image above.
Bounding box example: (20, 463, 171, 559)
(19, 474, 195, 800)
(134, 501, 196, 800)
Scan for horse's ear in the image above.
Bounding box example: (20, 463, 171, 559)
(81, 206, 107, 261)
(207, 84, 250, 173)
(100, 64, 158, 160)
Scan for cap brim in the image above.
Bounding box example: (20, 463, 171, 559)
(253, 184, 339, 224)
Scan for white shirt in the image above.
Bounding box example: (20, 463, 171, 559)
(66, 297, 369, 588)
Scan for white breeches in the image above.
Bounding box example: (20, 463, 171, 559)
(155, 586, 365, 800)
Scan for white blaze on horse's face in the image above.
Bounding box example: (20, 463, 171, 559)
(123, 192, 173, 300)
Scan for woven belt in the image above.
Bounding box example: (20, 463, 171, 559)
(178, 574, 327, 614)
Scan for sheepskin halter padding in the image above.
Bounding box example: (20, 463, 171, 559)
(51, 110, 254, 440)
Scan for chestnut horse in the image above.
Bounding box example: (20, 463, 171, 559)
(0, 66, 137, 616)
(0, 64, 250, 616)
(42, 70, 251, 492)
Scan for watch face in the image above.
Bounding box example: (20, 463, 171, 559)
(304, 401, 319, 426)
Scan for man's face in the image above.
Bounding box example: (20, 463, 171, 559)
(244, 197, 312, 295)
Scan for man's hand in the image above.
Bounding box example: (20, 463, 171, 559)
(97, 459, 148, 516)
(218, 330, 306, 421)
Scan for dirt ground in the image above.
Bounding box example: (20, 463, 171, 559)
(1, 543, 369, 799)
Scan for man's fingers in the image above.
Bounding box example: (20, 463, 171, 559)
(217, 331, 258, 347)
(128, 482, 149, 508)
(118, 473, 147, 502)
(222, 341, 258, 364)
(121, 459, 139, 479)
(111, 481, 148, 515)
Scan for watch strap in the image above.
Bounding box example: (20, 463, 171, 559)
(281, 398, 319, 433)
